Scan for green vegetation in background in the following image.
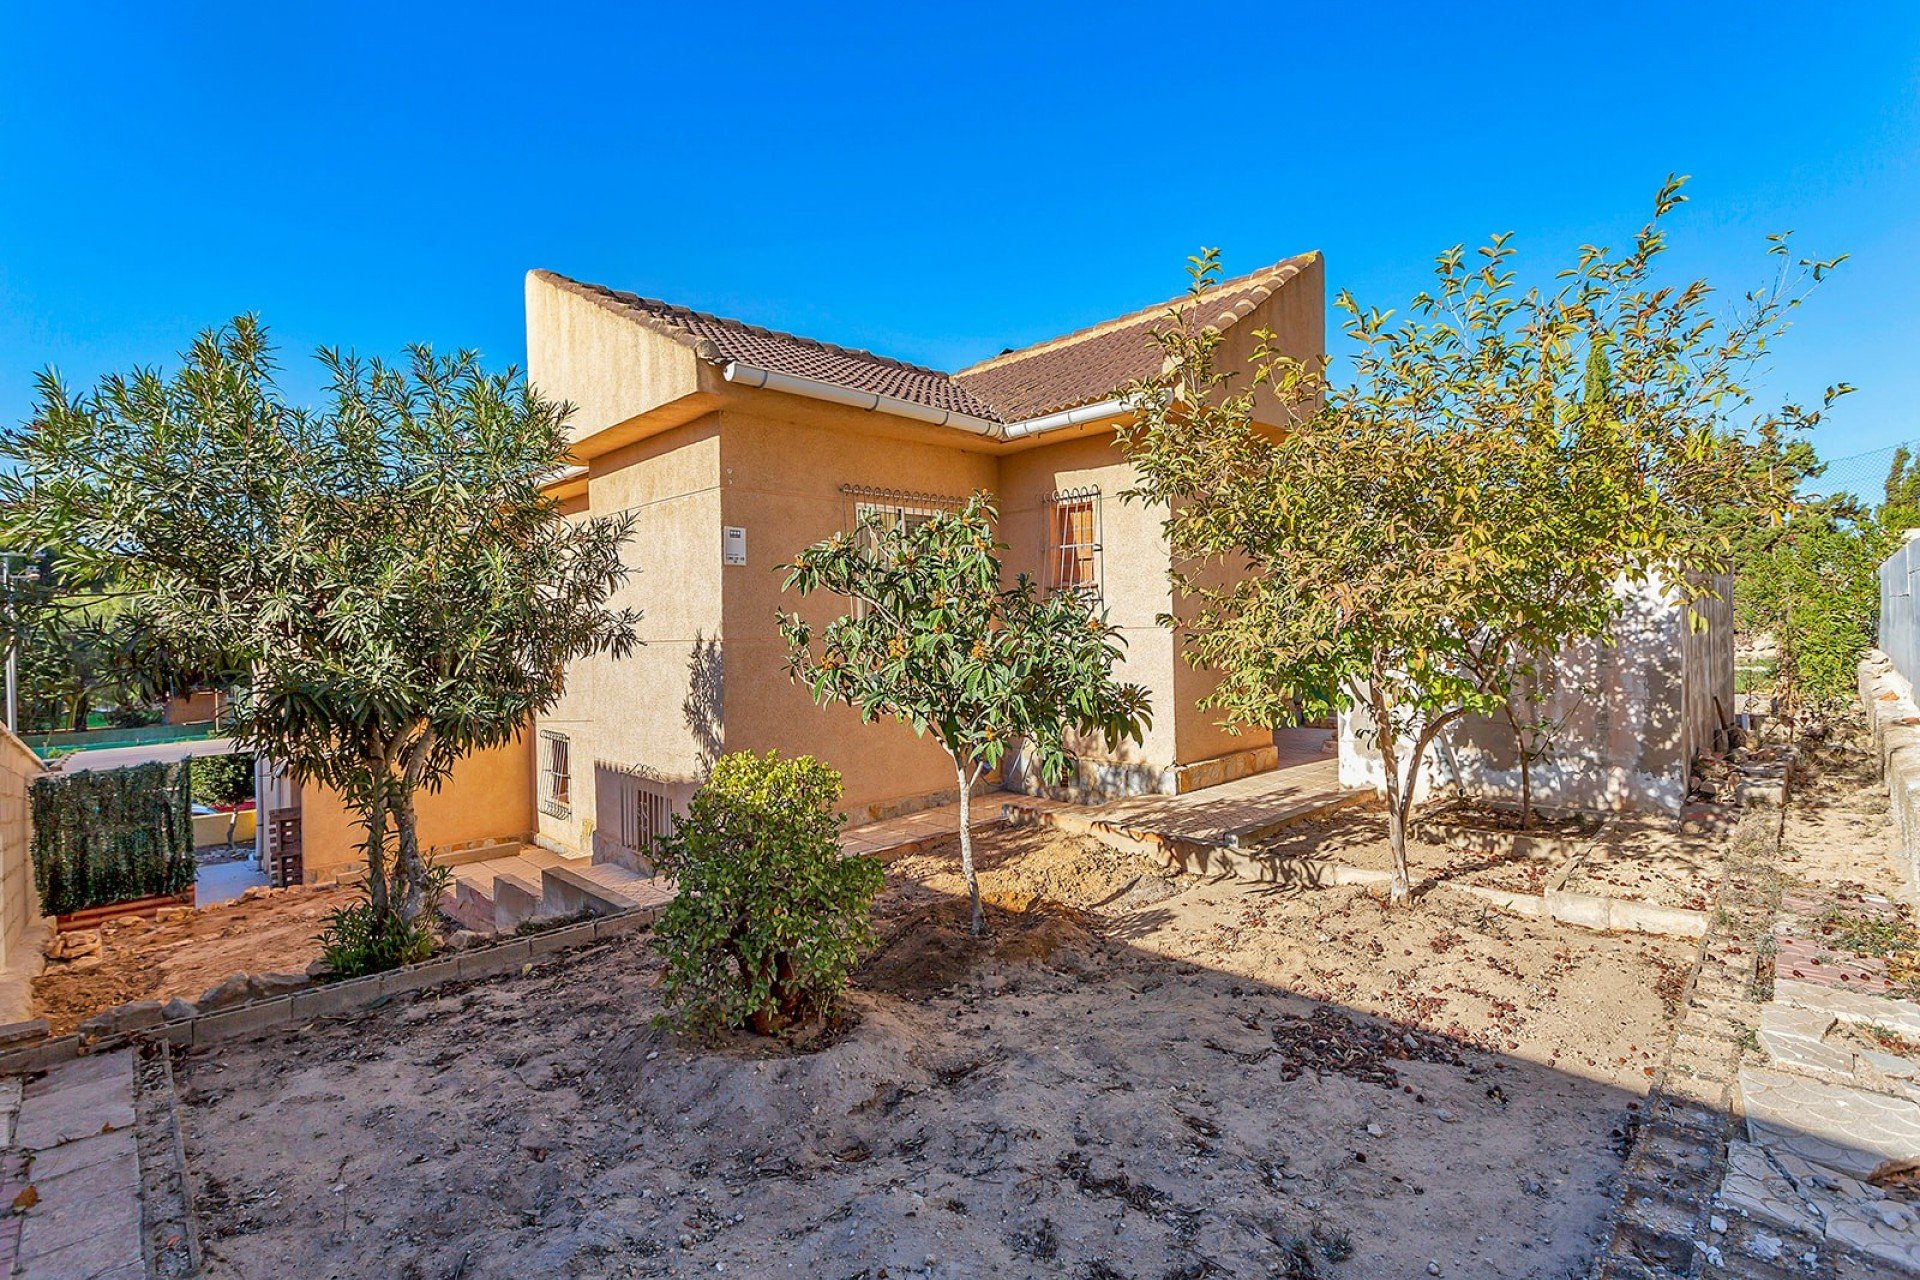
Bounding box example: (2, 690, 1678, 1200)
(31, 760, 194, 915)
(189, 752, 255, 807)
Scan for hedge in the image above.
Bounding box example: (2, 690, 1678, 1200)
(32, 761, 196, 916)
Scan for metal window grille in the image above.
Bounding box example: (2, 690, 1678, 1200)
(839, 485, 970, 615)
(611, 771, 675, 857)
(840, 484, 969, 547)
(1042, 486, 1102, 599)
(539, 731, 571, 818)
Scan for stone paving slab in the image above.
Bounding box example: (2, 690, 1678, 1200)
(1775, 933, 1894, 993)
(1773, 977, 1920, 1038)
(10, 1049, 144, 1280)
(1718, 1139, 1920, 1273)
(1743, 1064, 1920, 1180)
(15, 1071, 135, 1150)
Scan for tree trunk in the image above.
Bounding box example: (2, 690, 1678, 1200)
(1501, 702, 1534, 830)
(1371, 687, 1412, 905)
(361, 783, 392, 919)
(393, 783, 428, 926)
(955, 758, 983, 937)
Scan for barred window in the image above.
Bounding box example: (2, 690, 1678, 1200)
(605, 768, 674, 858)
(1043, 486, 1102, 597)
(840, 484, 968, 552)
(539, 731, 571, 819)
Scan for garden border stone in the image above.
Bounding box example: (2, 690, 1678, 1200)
(0, 904, 662, 1074)
(1860, 648, 1920, 905)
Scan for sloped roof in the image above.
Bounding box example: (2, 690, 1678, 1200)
(952, 255, 1317, 421)
(534, 253, 1315, 429)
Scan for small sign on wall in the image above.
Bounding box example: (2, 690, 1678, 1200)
(723, 526, 747, 566)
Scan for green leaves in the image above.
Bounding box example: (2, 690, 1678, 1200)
(651, 752, 880, 1038)
(1, 318, 641, 936)
(777, 496, 1151, 782)
(31, 761, 194, 916)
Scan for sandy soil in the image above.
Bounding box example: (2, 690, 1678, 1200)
(1559, 827, 1721, 912)
(1778, 730, 1908, 899)
(1261, 801, 1724, 914)
(175, 825, 1689, 1280)
(33, 884, 340, 1034)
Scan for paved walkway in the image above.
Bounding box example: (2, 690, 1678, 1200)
(194, 857, 269, 906)
(3, 1050, 143, 1279)
(841, 802, 990, 860)
(1714, 887, 1920, 1272)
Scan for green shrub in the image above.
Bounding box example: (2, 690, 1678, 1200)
(318, 865, 450, 978)
(189, 752, 255, 807)
(651, 751, 881, 1038)
(32, 760, 194, 915)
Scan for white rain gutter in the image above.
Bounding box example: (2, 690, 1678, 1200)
(723, 362, 1000, 437)
(723, 360, 1142, 443)
(998, 396, 1131, 441)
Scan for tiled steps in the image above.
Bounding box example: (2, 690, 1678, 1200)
(443, 847, 671, 934)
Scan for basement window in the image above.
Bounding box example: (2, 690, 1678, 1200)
(1043, 486, 1102, 598)
(604, 768, 675, 859)
(539, 731, 571, 819)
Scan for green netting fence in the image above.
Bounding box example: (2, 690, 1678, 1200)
(31, 761, 196, 916)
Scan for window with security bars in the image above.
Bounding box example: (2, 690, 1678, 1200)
(840, 485, 969, 615)
(842, 484, 967, 552)
(1043, 487, 1102, 597)
(539, 731, 571, 818)
(606, 768, 675, 860)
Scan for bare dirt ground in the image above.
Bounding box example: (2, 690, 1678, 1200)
(1777, 728, 1907, 900)
(33, 884, 338, 1034)
(1560, 826, 1722, 913)
(174, 823, 1693, 1280)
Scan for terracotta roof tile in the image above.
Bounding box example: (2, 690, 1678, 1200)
(534, 253, 1314, 430)
(952, 255, 1318, 421)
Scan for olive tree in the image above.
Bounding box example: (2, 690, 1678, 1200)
(2, 319, 638, 965)
(779, 496, 1151, 935)
(1123, 179, 1844, 901)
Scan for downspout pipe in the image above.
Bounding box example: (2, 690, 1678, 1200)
(724, 362, 1001, 437)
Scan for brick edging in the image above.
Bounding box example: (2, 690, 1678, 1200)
(1589, 786, 1788, 1277)
(0, 907, 660, 1075)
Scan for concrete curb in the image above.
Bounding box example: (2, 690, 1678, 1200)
(0, 906, 661, 1076)
(1860, 650, 1920, 905)
(1009, 796, 1710, 937)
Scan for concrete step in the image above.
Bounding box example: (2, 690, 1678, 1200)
(443, 848, 674, 933)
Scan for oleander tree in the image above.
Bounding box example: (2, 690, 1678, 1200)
(779, 496, 1151, 935)
(1, 318, 639, 967)
(1122, 178, 1846, 901)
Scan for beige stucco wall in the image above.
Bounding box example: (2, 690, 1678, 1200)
(531, 418, 726, 855)
(720, 405, 1000, 819)
(299, 736, 534, 882)
(0, 728, 45, 967)
(525, 272, 711, 455)
(997, 433, 1183, 772)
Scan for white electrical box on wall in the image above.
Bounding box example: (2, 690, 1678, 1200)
(723, 526, 747, 566)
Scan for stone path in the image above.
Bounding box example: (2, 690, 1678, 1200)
(1708, 886, 1920, 1274)
(2, 1049, 144, 1279)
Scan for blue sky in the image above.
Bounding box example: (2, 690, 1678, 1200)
(3, 2, 1917, 473)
